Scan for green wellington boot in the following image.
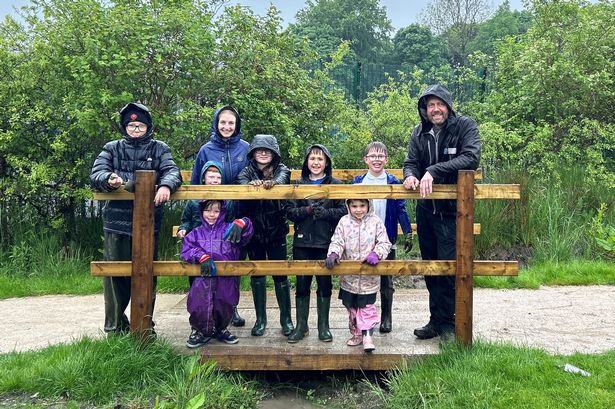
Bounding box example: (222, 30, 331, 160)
(317, 296, 333, 342)
(379, 289, 394, 333)
(274, 280, 295, 336)
(250, 277, 267, 336)
(287, 296, 310, 343)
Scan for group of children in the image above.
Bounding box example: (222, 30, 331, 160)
(92, 103, 412, 353)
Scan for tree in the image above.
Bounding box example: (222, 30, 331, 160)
(478, 0, 615, 184)
(467, 1, 533, 56)
(290, 0, 393, 62)
(392, 24, 448, 72)
(421, 0, 492, 66)
(0, 0, 368, 244)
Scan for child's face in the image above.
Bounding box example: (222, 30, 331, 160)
(363, 149, 388, 175)
(307, 150, 326, 179)
(349, 200, 369, 220)
(126, 121, 148, 138)
(203, 169, 222, 185)
(202, 202, 221, 225)
(253, 148, 273, 166)
(217, 111, 237, 139)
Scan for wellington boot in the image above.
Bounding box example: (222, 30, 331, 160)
(316, 296, 333, 342)
(287, 296, 310, 343)
(362, 328, 375, 352)
(274, 280, 294, 336)
(250, 277, 267, 336)
(379, 289, 393, 333)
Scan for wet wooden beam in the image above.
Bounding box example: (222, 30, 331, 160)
(91, 260, 519, 277)
(93, 183, 520, 201)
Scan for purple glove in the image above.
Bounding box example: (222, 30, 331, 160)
(325, 253, 340, 269)
(364, 251, 380, 265)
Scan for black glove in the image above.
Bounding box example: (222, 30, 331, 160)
(223, 219, 246, 243)
(199, 254, 217, 277)
(403, 233, 413, 252)
(312, 205, 326, 219)
(325, 252, 340, 269)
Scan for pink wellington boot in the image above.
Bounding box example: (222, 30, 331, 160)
(362, 328, 375, 352)
(347, 334, 363, 346)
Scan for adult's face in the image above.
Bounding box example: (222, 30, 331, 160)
(217, 110, 237, 139)
(425, 96, 449, 127)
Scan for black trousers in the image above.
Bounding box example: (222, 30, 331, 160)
(247, 237, 288, 283)
(416, 205, 456, 333)
(293, 246, 332, 298)
(102, 232, 158, 333)
(381, 249, 396, 292)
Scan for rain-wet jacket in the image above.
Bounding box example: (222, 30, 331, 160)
(285, 144, 347, 249)
(236, 134, 290, 243)
(90, 102, 182, 235)
(181, 201, 253, 335)
(190, 106, 250, 185)
(402, 84, 480, 216)
(328, 200, 392, 295)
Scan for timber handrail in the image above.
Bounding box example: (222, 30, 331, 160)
(93, 183, 520, 201)
(91, 260, 518, 277)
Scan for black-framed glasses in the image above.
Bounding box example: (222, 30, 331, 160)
(365, 154, 387, 161)
(126, 123, 147, 131)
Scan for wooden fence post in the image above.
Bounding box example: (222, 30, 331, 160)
(455, 170, 475, 347)
(130, 170, 156, 339)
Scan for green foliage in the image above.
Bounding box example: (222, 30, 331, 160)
(384, 342, 615, 408)
(392, 24, 448, 71)
(480, 0, 615, 183)
(591, 203, 615, 259)
(0, 336, 262, 408)
(291, 0, 393, 63)
(467, 1, 533, 56)
(363, 72, 423, 167)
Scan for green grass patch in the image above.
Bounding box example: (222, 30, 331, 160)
(0, 336, 262, 408)
(383, 341, 615, 409)
(475, 259, 615, 289)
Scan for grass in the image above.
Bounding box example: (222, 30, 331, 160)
(0, 336, 263, 408)
(381, 341, 615, 409)
(1, 338, 613, 408)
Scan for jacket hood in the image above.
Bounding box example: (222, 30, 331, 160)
(345, 198, 375, 222)
(119, 102, 154, 143)
(301, 144, 332, 179)
(417, 84, 457, 129)
(210, 105, 242, 144)
(198, 200, 227, 228)
(199, 160, 224, 185)
(247, 134, 281, 169)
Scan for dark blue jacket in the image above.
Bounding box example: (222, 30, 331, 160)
(190, 106, 250, 185)
(352, 172, 412, 244)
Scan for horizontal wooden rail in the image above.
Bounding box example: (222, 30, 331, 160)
(93, 183, 520, 201)
(171, 223, 482, 237)
(91, 260, 518, 277)
(180, 168, 483, 183)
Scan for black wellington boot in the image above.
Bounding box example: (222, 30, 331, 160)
(274, 280, 294, 336)
(250, 277, 267, 336)
(287, 296, 310, 343)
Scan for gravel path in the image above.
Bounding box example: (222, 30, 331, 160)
(2, 286, 614, 355)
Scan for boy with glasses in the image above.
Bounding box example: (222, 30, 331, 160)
(352, 141, 413, 333)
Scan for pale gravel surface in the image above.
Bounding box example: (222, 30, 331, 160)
(1, 286, 614, 355)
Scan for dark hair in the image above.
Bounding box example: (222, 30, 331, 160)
(201, 200, 222, 211)
(307, 146, 330, 165)
(348, 199, 369, 205)
(364, 141, 388, 157)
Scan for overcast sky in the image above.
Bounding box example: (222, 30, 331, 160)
(1, 0, 527, 32)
